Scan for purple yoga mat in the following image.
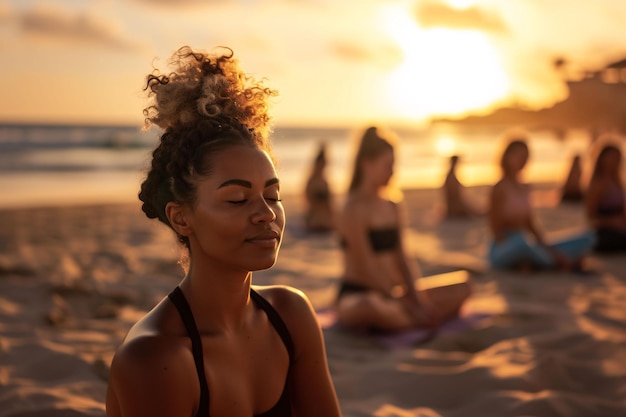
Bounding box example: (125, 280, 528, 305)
(316, 308, 491, 349)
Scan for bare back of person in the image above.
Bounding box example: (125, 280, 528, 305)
(444, 170, 478, 218)
(304, 175, 334, 232)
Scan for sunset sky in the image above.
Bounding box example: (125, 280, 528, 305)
(2, 0, 626, 127)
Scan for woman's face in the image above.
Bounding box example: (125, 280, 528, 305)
(504, 145, 529, 173)
(182, 145, 285, 272)
(365, 149, 394, 187)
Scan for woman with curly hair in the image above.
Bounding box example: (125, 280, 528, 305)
(105, 46, 341, 417)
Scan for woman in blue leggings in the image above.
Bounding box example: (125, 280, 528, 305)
(487, 135, 595, 271)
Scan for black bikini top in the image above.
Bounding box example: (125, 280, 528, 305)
(340, 227, 400, 253)
(368, 228, 400, 252)
(168, 287, 294, 417)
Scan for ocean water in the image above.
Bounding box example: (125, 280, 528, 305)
(0, 122, 601, 208)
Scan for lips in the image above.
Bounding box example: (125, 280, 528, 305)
(245, 230, 281, 246)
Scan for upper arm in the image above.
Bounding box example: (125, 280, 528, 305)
(523, 186, 544, 241)
(396, 200, 410, 253)
(107, 336, 197, 417)
(488, 184, 504, 235)
(392, 201, 417, 272)
(340, 201, 368, 247)
(266, 287, 341, 417)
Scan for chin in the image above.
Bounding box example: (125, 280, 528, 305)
(249, 256, 279, 271)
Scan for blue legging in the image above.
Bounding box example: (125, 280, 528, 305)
(488, 231, 596, 270)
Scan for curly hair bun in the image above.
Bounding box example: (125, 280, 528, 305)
(143, 46, 278, 144)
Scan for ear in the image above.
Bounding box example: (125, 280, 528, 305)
(165, 202, 192, 236)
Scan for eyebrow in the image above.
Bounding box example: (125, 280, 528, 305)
(217, 178, 280, 189)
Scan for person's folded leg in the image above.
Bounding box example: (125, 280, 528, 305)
(551, 231, 596, 260)
(489, 232, 540, 269)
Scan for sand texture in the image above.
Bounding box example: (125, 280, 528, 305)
(1, 186, 625, 417)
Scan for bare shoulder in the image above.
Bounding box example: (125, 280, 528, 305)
(112, 299, 184, 366)
(113, 330, 184, 368)
(110, 320, 194, 388)
(341, 194, 368, 216)
(252, 285, 319, 349)
(345, 194, 393, 222)
(490, 179, 509, 200)
(492, 179, 505, 193)
(338, 196, 369, 229)
(108, 303, 198, 416)
(387, 198, 401, 212)
(253, 285, 314, 318)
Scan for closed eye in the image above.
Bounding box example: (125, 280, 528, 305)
(227, 199, 247, 205)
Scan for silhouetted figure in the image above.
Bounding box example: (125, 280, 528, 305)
(585, 143, 626, 253)
(487, 134, 595, 271)
(442, 155, 481, 218)
(303, 143, 335, 232)
(335, 126, 470, 333)
(560, 154, 584, 203)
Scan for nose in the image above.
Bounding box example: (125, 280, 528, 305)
(251, 197, 277, 224)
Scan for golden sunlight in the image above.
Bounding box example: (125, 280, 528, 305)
(382, 6, 510, 120)
(444, 0, 478, 9)
(434, 135, 457, 156)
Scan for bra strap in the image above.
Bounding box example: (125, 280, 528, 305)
(250, 289, 295, 360)
(168, 287, 210, 415)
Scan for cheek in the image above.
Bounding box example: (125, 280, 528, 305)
(276, 205, 286, 229)
(193, 208, 242, 240)
(511, 155, 525, 169)
(382, 163, 393, 178)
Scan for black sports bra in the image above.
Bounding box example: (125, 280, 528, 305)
(168, 287, 294, 417)
(340, 227, 400, 253)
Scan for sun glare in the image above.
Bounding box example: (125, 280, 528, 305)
(435, 135, 457, 156)
(445, 0, 478, 8)
(382, 6, 509, 121)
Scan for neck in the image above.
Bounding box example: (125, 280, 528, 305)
(178, 264, 253, 332)
(358, 178, 384, 196)
(503, 170, 520, 182)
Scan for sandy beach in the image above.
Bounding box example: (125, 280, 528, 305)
(1, 185, 625, 417)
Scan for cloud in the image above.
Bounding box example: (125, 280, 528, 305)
(329, 39, 403, 69)
(18, 4, 142, 51)
(414, 1, 507, 33)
